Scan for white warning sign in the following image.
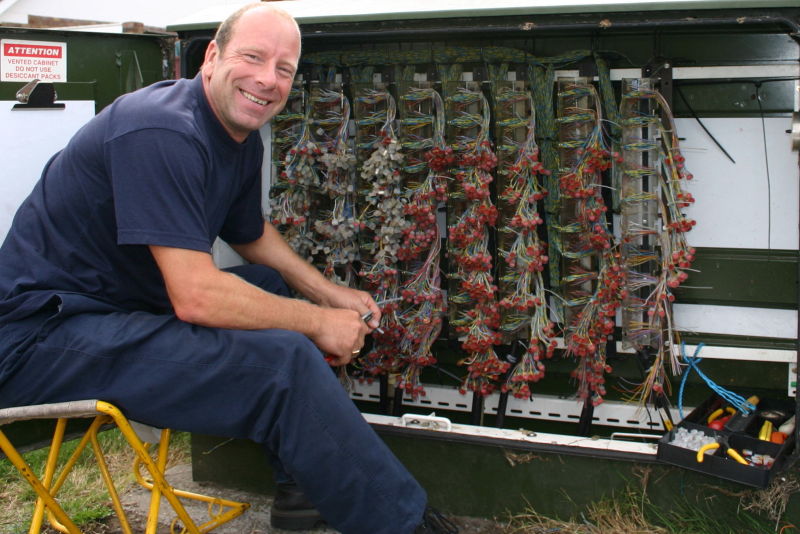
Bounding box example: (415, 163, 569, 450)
(1, 39, 67, 82)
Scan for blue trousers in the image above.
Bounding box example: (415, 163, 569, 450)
(0, 264, 426, 534)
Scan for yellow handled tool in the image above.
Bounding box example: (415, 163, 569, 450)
(696, 441, 748, 465)
(707, 406, 736, 425)
(759, 420, 773, 441)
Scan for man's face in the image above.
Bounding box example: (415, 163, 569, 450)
(202, 8, 300, 142)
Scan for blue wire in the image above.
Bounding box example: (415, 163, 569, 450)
(677, 341, 757, 421)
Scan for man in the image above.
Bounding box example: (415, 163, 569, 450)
(0, 4, 456, 533)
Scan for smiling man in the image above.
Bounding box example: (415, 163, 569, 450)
(0, 3, 455, 533)
(202, 6, 299, 141)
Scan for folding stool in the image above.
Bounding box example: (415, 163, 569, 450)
(0, 399, 249, 534)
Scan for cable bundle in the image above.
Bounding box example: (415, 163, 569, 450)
(393, 82, 449, 397)
(490, 81, 557, 399)
(554, 78, 622, 406)
(442, 80, 508, 396)
(306, 84, 358, 283)
(354, 84, 407, 377)
(617, 78, 697, 402)
(268, 83, 317, 259)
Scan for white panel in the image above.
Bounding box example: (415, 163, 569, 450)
(365, 412, 659, 456)
(620, 342, 796, 363)
(672, 65, 800, 80)
(560, 65, 800, 82)
(0, 100, 94, 242)
(678, 117, 799, 250)
(673, 303, 797, 339)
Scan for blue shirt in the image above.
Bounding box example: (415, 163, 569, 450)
(0, 75, 265, 321)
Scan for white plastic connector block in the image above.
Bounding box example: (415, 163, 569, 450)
(399, 413, 452, 432)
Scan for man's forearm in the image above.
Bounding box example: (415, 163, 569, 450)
(150, 244, 324, 334)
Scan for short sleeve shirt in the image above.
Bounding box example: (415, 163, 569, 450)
(0, 75, 265, 321)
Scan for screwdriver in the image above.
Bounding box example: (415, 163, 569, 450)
(365, 296, 403, 335)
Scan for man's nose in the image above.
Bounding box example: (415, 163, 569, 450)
(256, 65, 278, 89)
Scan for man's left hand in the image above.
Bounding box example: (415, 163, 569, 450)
(323, 285, 382, 331)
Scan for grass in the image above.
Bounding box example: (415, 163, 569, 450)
(0, 428, 190, 534)
(503, 480, 796, 534)
(505, 487, 666, 534)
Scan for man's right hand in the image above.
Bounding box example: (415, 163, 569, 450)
(311, 307, 370, 366)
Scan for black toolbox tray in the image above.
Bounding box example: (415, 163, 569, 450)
(657, 394, 795, 488)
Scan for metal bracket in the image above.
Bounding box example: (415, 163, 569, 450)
(471, 62, 487, 82)
(577, 57, 598, 78)
(13, 79, 64, 110)
(642, 58, 673, 110)
(15, 79, 39, 104)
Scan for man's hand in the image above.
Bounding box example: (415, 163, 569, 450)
(321, 285, 382, 331)
(312, 307, 370, 366)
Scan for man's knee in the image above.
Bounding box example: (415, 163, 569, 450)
(281, 331, 326, 370)
(239, 329, 322, 371)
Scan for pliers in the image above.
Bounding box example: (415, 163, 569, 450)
(695, 437, 748, 465)
(361, 311, 383, 334)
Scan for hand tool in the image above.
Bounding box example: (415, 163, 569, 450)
(696, 436, 748, 465)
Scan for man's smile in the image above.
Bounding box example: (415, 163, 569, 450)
(240, 88, 268, 106)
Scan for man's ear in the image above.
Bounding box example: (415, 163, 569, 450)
(201, 40, 220, 75)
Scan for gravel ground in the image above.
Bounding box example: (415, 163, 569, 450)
(99, 463, 507, 534)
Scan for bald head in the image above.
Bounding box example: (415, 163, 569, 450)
(214, 3, 301, 56)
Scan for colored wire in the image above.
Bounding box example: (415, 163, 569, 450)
(677, 342, 757, 420)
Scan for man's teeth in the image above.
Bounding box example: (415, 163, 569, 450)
(241, 90, 267, 106)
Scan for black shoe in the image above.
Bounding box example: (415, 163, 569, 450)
(269, 482, 325, 530)
(414, 507, 459, 533)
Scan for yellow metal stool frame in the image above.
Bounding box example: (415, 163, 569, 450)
(0, 399, 250, 534)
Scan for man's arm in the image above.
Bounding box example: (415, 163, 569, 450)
(231, 223, 380, 324)
(149, 238, 373, 362)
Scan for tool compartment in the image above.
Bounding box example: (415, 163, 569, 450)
(658, 394, 796, 487)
